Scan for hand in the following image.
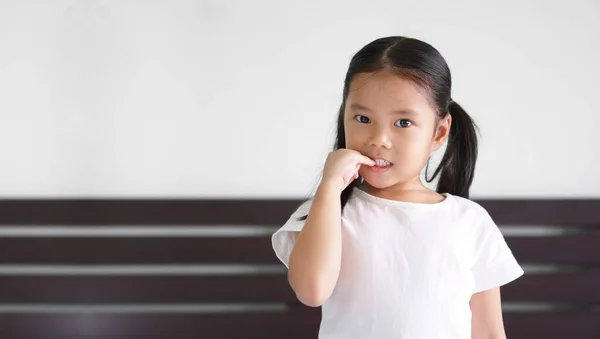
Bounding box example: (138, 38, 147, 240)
(321, 149, 375, 192)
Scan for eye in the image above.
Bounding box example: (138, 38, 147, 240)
(354, 115, 370, 123)
(395, 119, 412, 128)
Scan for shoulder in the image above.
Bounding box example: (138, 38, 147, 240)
(446, 194, 491, 223)
(270, 198, 313, 268)
(444, 195, 502, 243)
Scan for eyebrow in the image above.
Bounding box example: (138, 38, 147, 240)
(349, 103, 419, 116)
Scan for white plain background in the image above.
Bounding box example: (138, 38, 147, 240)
(0, 0, 598, 199)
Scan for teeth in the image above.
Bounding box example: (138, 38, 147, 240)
(375, 159, 391, 167)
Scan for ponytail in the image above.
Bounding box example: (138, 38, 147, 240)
(427, 100, 478, 198)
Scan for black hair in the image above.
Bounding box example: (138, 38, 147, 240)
(299, 36, 478, 220)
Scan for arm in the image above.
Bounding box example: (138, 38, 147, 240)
(470, 287, 507, 339)
(287, 181, 342, 307)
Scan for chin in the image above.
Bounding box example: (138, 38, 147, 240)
(359, 173, 396, 190)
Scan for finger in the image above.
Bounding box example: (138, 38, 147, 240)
(357, 155, 376, 166)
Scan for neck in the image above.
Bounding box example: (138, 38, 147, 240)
(359, 176, 444, 204)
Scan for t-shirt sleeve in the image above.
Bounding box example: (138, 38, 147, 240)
(471, 206, 524, 294)
(271, 199, 313, 269)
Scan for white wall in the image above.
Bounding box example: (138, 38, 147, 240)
(0, 0, 598, 199)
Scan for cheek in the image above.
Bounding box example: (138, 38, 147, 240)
(391, 130, 433, 161)
(344, 124, 364, 149)
(406, 127, 435, 147)
(392, 130, 423, 149)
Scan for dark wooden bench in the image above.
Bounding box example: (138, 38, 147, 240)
(0, 198, 598, 338)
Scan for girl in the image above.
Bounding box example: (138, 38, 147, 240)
(271, 36, 524, 339)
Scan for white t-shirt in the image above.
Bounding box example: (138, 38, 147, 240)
(271, 186, 524, 339)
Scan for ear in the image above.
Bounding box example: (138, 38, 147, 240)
(431, 113, 451, 152)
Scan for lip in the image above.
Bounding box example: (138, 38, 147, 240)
(369, 164, 392, 174)
(365, 156, 393, 174)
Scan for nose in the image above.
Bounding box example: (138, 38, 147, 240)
(367, 125, 392, 149)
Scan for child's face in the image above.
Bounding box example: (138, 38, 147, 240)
(344, 69, 450, 190)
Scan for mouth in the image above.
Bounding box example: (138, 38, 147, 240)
(372, 158, 393, 167)
(366, 157, 393, 174)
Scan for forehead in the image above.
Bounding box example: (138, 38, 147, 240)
(346, 70, 433, 113)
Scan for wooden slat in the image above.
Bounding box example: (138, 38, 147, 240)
(0, 272, 598, 304)
(507, 235, 600, 264)
(0, 200, 303, 226)
(0, 311, 596, 339)
(503, 312, 600, 339)
(0, 275, 295, 303)
(501, 271, 600, 302)
(1, 235, 599, 264)
(480, 200, 600, 226)
(0, 237, 275, 264)
(0, 199, 598, 226)
(0, 309, 322, 339)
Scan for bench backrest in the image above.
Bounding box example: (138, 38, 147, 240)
(0, 198, 598, 338)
